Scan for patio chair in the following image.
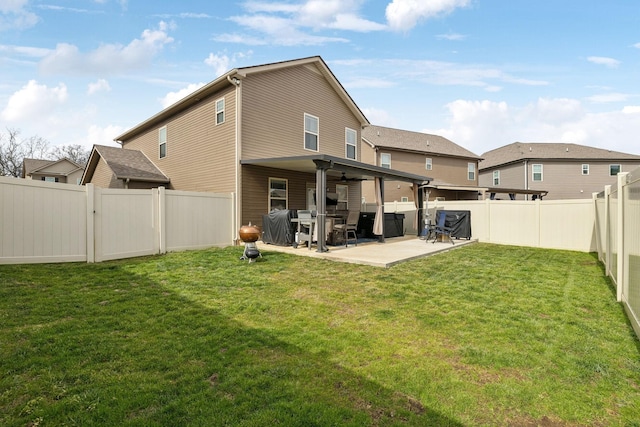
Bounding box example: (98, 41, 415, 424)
(333, 210, 360, 247)
(432, 211, 454, 245)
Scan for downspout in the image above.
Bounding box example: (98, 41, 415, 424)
(228, 74, 241, 243)
(524, 160, 528, 200)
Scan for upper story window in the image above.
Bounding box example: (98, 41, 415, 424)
(159, 126, 167, 159)
(467, 162, 476, 181)
(610, 164, 621, 176)
(41, 176, 59, 182)
(532, 164, 543, 182)
(304, 113, 319, 151)
(425, 158, 432, 170)
(493, 170, 500, 186)
(269, 178, 288, 211)
(380, 153, 391, 169)
(345, 127, 357, 160)
(215, 98, 225, 125)
(582, 164, 589, 175)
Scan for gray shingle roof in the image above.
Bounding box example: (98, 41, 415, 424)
(94, 145, 169, 182)
(362, 125, 481, 159)
(22, 158, 53, 178)
(479, 142, 640, 170)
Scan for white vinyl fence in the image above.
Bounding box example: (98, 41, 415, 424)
(0, 177, 234, 264)
(373, 198, 596, 252)
(594, 170, 640, 339)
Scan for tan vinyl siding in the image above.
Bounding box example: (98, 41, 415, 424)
(92, 158, 122, 188)
(241, 64, 362, 161)
(241, 165, 363, 228)
(122, 86, 237, 193)
(241, 165, 311, 227)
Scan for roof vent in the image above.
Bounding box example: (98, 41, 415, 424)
(426, 140, 430, 146)
(529, 147, 532, 151)
(377, 131, 380, 136)
(566, 147, 569, 152)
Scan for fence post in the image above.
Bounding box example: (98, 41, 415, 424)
(157, 187, 166, 254)
(616, 173, 628, 303)
(602, 185, 611, 277)
(534, 198, 541, 248)
(85, 183, 95, 263)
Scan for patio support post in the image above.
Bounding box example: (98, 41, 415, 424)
(314, 160, 329, 253)
(416, 182, 423, 236)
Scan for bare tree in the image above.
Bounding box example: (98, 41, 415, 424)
(51, 144, 91, 166)
(0, 128, 51, 177)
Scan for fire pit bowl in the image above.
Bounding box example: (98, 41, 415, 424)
(239, 223, 261, 243)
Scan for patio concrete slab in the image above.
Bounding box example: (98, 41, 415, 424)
(256, 236, 477, 268)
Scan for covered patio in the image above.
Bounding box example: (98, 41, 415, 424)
(241, 154, 432, 253)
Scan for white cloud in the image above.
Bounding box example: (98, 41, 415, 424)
(436, 33, 466, 41)
(39, 21, 174, 75)
(0, 0, 39, 31)
(586, 92, 630, 103)
(87, 79, 111, 95)
(587, 56, 620, 68)
(426, 98, 640, 156)
(362, 107, 394, 127)
(85, 124, 124, 148)
(204, 50, 254, 76)
(1, 79, 68, 122)
(216, 0, 383, 46)
(386, 0, 470, 32)
(160, 83, 206, 109)
(205, 53, 231, 77)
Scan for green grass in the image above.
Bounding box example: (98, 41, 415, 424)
(1, 243, 639, 426)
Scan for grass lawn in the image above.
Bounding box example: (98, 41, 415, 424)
(1, 243, 639, 426)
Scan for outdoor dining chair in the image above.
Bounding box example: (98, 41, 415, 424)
(333, 210, 360, 247)
(432, 211, 454, 245)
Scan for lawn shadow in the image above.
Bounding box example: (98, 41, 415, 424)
(1, 254, 465, 426)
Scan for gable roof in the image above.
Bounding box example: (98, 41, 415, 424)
(22, 157, 83, 178)
(115, 56, 369, 142)
(480, 142, 640, 170)
(362, 125, 481, 160)
(81, 145, 169, 185)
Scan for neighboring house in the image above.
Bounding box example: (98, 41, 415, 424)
(22, 158, 84, 185)
(82, 56, 431, 245)
(479, 142, 640, 200)
(82, 144, 169, 189)
(361, 125, 484, 202)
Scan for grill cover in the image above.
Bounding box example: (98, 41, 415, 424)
(436, 210, 471, 239)
(262, 209, 297, 246)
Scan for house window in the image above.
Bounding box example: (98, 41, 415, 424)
(582, 164, 589, 175)
(532, 164, 543, 182)
(269, 178, 287, 211)
(304, 113, 319, 151)
(493, 170, 500, 186)
(468, 163, 476, 181)
(381, 153, 391, 169)
(401, 197, 409, 202)
(425, 158, 432, 170)
(345, 127, 357, 160)
(610, 164, 621, 176)
(159, 126, 167, 159)
(336, 184, 348, 210)
(215, 98, 225, 125)
(41, 176, 59, 182)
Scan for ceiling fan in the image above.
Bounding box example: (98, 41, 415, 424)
(340, 172, 366, 182)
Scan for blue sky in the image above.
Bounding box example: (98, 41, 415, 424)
(1, 0, 639, 156)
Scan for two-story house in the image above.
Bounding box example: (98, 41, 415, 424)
(22, 158, 84, 185)
(361, 125, 483, 203)
(82, 56, 431, 247)
(479, 142, 640, 200)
